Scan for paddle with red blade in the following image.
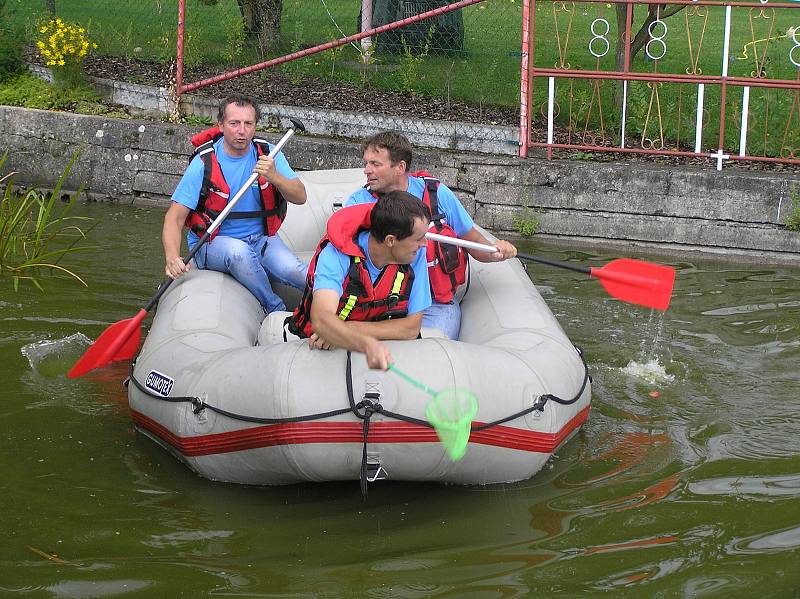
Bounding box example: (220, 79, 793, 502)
(68, 119, 306, 378)
(425, 232, 675, 311)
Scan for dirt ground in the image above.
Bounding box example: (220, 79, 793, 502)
(80, 54, 520, 126)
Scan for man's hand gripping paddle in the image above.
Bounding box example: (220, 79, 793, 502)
(425, 232, 676, 311)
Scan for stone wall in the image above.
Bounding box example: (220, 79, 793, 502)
(1, 104, 799, 264)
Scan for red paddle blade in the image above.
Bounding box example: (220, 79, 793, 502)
(590, 259, 676, 311)
(67, 308, 148, 378)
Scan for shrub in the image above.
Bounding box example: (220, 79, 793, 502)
(785, 184, 800, 232)
(512, 194, 543, 237)
(0, 0, 26, 81)
(34, 17, 98, 89)
(0, 72, 99, 110)
(0, 151, 97, 290)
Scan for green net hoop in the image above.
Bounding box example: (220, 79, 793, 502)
(425, 387, 479, 461)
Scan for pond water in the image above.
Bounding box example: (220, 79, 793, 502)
(2, 203, 799, 597)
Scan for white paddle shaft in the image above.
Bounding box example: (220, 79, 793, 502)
(425, 231, 498, 253)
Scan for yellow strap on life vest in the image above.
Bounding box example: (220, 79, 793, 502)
(339, 295, 357, 321)
(338, 257, 360, 321)
(391, 271, 405, 295)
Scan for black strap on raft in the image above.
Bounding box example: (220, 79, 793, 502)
(344, 351, 431, 498)
(128, 346, 590, 499)
(127, 360, 352, 423)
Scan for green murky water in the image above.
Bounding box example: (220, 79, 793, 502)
(2, 204, 799, 597)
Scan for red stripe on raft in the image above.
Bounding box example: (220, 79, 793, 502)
(130, 406, 590, 457)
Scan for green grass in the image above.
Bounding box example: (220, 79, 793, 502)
(786, 184, 800, 231)
(0, 72, 102, 110)
(5, 0, 799, 156)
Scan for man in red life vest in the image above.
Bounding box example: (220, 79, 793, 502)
(287, 191, 431, 370)
(162, 95, 308, 313)
(345, 132, 517, 340)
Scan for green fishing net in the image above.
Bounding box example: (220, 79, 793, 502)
(425, 387, 478, 461)
(388, 364, 479, 461)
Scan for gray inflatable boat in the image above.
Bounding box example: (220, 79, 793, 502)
(128, 169, 591, 486)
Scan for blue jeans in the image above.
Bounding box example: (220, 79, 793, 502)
(422, 300, 461, 340)
(193, 233, 308, 313)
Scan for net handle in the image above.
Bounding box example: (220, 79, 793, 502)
(388, 364, 437, 397)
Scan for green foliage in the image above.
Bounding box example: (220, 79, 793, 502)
(282, 22, 307, 85)
(1, 0, 798, 159)
(0, 151, 97, 291)
(0, 72, 100, 110)
(152, 33, 175, 66)
(73, 100, 129, 118)
(324, 28, 345, 77)
(182, 29, 204, 70)
(512, 195, 543, 237)
(181, 113, 213, 126)
(397, 28, 433, 96)
(785, 184, 800, 232)
(0, 0, 26, 81)
(222, 11, 246, 66)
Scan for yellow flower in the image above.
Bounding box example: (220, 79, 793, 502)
(37, 17, 96, 67)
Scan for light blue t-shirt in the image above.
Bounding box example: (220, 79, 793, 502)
(345, 175, 474, 237)
(171, 138, 297, 245)
(313, 230, 431, 315)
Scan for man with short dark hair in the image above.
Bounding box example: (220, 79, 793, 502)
(162, 95, 308, 313)
(287, 191, 431, 370)
(346, 131, 517, 340)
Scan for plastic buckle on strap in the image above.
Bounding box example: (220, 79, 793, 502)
(363, 382, 381, 407)
(355, 389, 381, 420)
(366, 456, 388, 482)
(362, 391, 381, 414)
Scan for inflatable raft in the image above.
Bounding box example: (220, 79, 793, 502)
(127, 169, 591, 487)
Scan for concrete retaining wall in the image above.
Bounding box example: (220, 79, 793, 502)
(1, 104, 799, 264)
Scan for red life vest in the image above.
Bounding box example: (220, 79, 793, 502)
(286, 203, 415, 339)
(183, 127, 287, 239)
(368, 172, 468, 303)
(412, 172, 468, 303)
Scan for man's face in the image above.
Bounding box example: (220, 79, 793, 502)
(387, 216, 429, 264)
(218, 103, 257, 157)
(363, 146, 407, 194)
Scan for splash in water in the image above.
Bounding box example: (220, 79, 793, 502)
(620, 358, 675, 386)
(21, 333, 92, 377)
(620, 310, 675, 385)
